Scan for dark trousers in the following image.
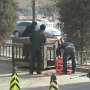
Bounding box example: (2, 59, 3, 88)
(30, 48, 43, 73)
(63, 46, 76, 73)
(23, 44, 30, 60)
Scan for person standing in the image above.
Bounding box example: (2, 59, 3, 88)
(56, 38, 76, 74)
(22, 21, 37, 37)
(30, 24, 46, 74)
(22, 22, 37, 60)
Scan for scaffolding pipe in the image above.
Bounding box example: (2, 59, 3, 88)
(32, 0, 35, 22)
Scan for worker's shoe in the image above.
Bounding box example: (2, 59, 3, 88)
(63, 72, 67, 74)
(37, 71, 41, 74)
(72, 70, 76, 73)
(72, 71, 75, 74)
(30, 71, 33, 75)
(63, 70, 67, 74)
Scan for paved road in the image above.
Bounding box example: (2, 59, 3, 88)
(0, 62, 90, 90)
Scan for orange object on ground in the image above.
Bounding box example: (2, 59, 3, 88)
(56, 57, 72, 74)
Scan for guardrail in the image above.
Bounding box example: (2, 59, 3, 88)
(76, 51, 90, 65)
(0, 38, 90, 69)
(0, 37, 58, 69)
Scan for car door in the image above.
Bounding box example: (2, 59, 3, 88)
(14, 21, 32, 37)
(17, 22, 31, 32)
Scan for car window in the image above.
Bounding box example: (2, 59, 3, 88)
(17, 22, 32, 27)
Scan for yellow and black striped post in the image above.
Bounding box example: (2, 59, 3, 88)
(10, 43, 20, 90)
(10, 72, 20, 90)
(49, 73, 59, 90)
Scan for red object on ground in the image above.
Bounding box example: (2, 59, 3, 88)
(56, 57, 72, 74)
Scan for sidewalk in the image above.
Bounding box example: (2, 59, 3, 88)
(0, 62, 90, 90)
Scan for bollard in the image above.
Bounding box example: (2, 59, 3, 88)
(10, 67, 20, 90)
(10, 72, 20, 90)
(10, 42, 20, 90)
(49, 73, 59, 90)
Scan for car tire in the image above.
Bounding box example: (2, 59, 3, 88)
(14, 31, 20, 38)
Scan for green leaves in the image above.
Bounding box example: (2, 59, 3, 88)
(56, 0, 90, 50)
(0, 0, 18, 45)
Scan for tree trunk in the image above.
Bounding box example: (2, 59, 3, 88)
(80, 23, 84, 64)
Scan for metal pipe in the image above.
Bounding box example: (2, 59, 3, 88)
(32, 0, 35, 22)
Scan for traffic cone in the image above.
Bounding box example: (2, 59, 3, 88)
(10, 72, 20, 90)
(49, 73, 59, 90)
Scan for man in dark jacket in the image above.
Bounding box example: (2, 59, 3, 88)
(22, 21, 37, 37)
(56, 38, 76, 74)
(22, 21, 37, 60)
(30, 24, 46, 74)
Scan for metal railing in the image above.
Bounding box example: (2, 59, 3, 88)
(0, 39, 90, 68)
(0, 40, 57, 69)
(76, 51, 90, 65)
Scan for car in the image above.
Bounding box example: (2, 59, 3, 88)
(13, 20, 44, 37)
(37, 20, 62, 39)
(13, 20, 62, 38)
(36, 18, 49, 24)
(45, 27, 61, 36)
(45, 27, 62, 39)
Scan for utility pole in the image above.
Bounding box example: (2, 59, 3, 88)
(32, 0, 35, 22)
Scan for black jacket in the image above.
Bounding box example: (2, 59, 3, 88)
(56, 41, 74, 56)
(22, 24, 35, 37)
(30, 30, 46, 50)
